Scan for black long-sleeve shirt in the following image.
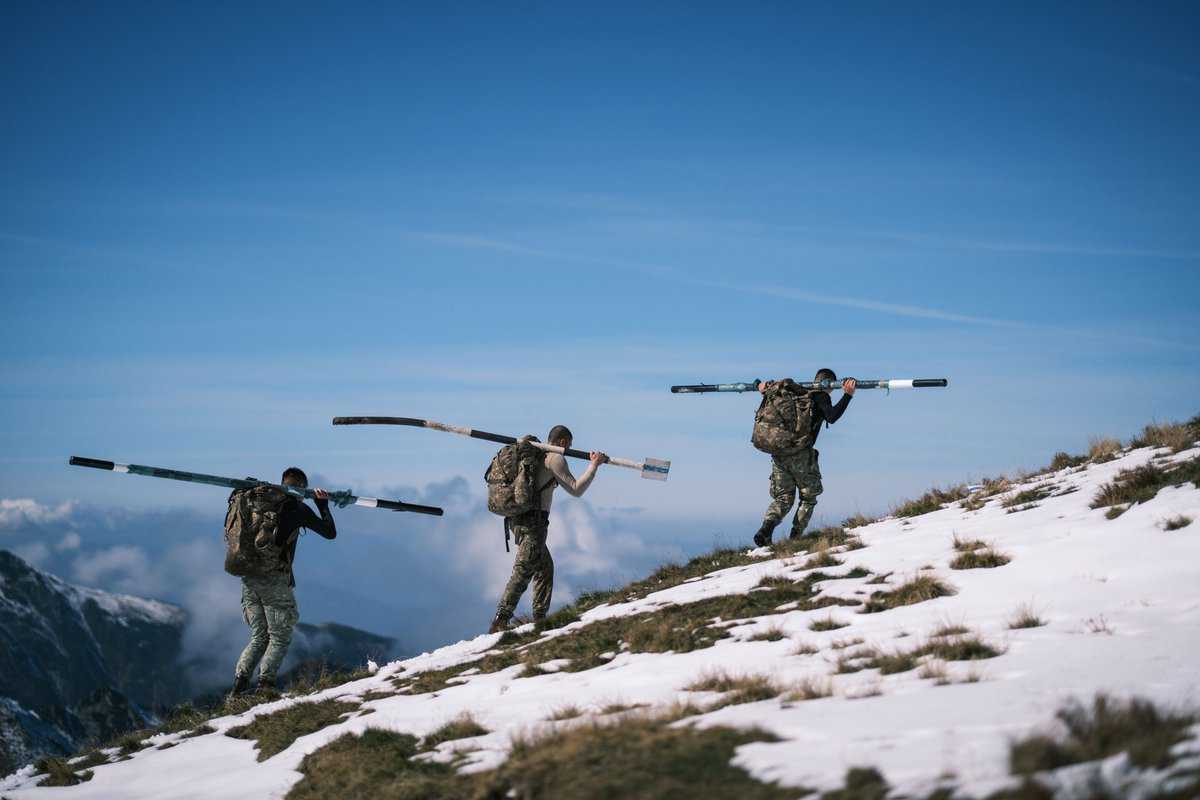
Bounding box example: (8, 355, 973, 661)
(275, 498, 336, 586)
(809, 390, 852, 446)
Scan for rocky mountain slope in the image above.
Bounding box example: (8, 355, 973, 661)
(3, 425, 1198, 799)
(0, 552, 396, 778)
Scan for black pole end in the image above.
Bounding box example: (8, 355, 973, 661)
(70, 456, 115, 470)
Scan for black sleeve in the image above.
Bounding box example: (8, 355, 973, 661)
(813, 391, 852, 425)
(276, 498, 337, 545)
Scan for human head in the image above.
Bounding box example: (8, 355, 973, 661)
(547, 425, 573, 448)
(814, 368, 837, 392)
(281, 467, 309, 488)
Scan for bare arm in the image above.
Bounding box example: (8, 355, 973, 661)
(546, 453, 598, 498)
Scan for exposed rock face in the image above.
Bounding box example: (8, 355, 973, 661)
(0, 549, 398, 776)
(0, 549, 188, 712)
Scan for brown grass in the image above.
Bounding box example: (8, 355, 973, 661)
(32, 757, 94, 787)
(1088, 436, 1122, 462)
(894, 485, 970, 518)
(1009, 695, 1198, 775)
(1009, 603, 1046, 629)
(548, 705, 585, 721)
(422, 713, 489, 749)
(841, 513, 877, 529)
(931, 622, 970, 638)
(784, 677, 833, 702)
(918, 660, 950, 685)
(1092, 458, 1200, 513)
(950, 547, 1011, 570)
(861, 575, 955, 613)
(1001, 484, 1054, 508)
(227, 700, 359, 761)
(1164, 515, 1193, 531)
(479, 716, 796, 800)
(685, 670, 782, 708)
(952, 534, 987, 552)
(1131, 421, 1198, 453)
(809, 614, 850, 631)
(747, 624, 786, 642)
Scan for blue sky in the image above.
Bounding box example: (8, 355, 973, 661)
(2, 3, 1198, 657)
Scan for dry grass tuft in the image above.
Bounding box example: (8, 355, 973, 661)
(32, 757, 94, 787)
(684, 670, 781, 708)
(227, 699, 359, 762)
(548, 705, 584, 721)
(918, 660, 950, 685)
(921, 635, 1003, 661)
(1164, 515, 1193, 531)
(422, 713, 489, 749)
(862, 575, 955, 613)
(952, 534, 987, 552)
(1092, 458, 1200, 514)
(931, 622, 970, 638)
(894, 485, 970, 518)
(791, 639, 819, 656)
(784, 677, 833, 702)
(950, 547, 1011, 570)
(1009, 603, 1046, 629)
(1131, 421, 1198, 454)
(1049, 451, 1087, 471)
(1088, 436, 1123, 462)
(841, 512, 877, 529)
(830, 636, 865, 650)
(809, 614, 850, 632)
(747, 624, 786, 642)
(1009, 695, 1198, 775)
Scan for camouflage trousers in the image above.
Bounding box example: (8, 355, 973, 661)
(761, 448, 824, 537)
(234, 572, 299, 684)
(495, 511, 554, 622)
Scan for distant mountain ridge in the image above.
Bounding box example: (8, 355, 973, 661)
(0, 550, 397, 776)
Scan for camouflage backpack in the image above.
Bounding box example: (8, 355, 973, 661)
(751, 379, 818, 455)
(223, 485, 295, 578)
(485, 436, 555, 518)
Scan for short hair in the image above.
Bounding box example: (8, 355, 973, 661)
(281, 467, 308, 487)
(547, 425, 573, 444)
(814, 368, 837, 384)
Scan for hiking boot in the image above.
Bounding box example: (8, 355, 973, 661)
(228, 673, 251, 698)
(488, 612, 511, 634)
(752, 526, 773, 548)
(255, 674, 279, 694)
(788, 527, 816, 540)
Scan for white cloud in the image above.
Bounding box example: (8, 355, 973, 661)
(71, 545, 158, 596)
(11, 541, 50, 566)
(56, 532, 82, 552)
(0, 498, 78, 529)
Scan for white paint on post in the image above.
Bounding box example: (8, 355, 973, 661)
(426, 421, 473, 437)
(114, 464, 130, 473)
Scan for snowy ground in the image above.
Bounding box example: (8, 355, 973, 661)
(3, 444, 1199, 799)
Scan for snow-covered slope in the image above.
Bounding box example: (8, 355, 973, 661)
(4, 443, 1199, 798)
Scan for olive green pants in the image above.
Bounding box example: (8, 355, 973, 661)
(495, 511, 554, 622)
(235, 572, 299, 684)
(761, 448, 823, 537)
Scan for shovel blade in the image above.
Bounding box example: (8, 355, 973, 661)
(641, 458, 670, 481)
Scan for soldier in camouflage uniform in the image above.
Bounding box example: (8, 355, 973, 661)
(754, 369, 856, 545)
(489, 426, 607, 633)
(231, 467, 337, 695)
